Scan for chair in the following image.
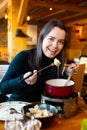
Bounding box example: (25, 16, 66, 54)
(79, 56, 87, 86)
(0, 64, 9, 102)
(72, 64, 85, 97)
(0, 64, 9, 80)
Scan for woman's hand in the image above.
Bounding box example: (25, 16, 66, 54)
(65, 63, 79, 76)
(23, 70, 38, 85)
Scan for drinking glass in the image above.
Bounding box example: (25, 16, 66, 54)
(4, 117, 41, 130)
(4, 119, 24, 130)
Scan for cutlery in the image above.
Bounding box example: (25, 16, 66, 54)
(19, 63, 54, 82)
(9, 108, 21, 114)
(19, 58, 61, 82)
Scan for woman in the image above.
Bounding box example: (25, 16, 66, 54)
(0, 19, 78, 102)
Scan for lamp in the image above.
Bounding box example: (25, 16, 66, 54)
(75, 30, 79, 33)
(5, 13, 8, 19)
(15, 29, 29, 37)
(27, 16, 30, 21)
(15, 29, 32, 41)
(4, 9, 8, 20)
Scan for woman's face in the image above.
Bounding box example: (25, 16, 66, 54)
(42, 27, 66, 58)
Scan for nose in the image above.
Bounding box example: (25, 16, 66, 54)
(52, 41, 58, 48)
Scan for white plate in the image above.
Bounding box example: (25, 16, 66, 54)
(0, 101, 30, 120)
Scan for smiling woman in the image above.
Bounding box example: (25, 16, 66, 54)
(0, 19, 79, 102)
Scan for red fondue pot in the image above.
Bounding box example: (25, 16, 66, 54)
(45, 79, 74, 98)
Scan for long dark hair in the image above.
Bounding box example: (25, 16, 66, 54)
(32, 19, 68, 76)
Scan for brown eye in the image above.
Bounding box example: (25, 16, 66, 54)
(48, 38, 55, 43)
(58, 40, 65, 44)
(49, 37, 54, 41)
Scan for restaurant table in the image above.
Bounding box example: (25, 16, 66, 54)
(0, 98, 87, 130)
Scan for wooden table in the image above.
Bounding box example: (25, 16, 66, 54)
(0, 98, 87, 130)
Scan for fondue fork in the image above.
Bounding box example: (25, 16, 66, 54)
(19, 58, 61, 82)
(19, 63, 54, 82)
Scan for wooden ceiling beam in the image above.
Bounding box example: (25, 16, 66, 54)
(63, 14, 87, 24)
(0, 0, 8, 19)
(61, 13, 85, 21)
(17, 0, 29, 26)
(30, 0, 87, 14)
(34, 10, 65, 20)
(79, 2, 87, 6)
(0, 0, 8, 10)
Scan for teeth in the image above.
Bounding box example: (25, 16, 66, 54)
(54, 58, 61, 66)
(50, 50, 55, 53)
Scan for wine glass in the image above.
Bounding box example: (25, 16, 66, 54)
(4, 117, 41, 130)
(73, 57, 80, 64)
(4, 119, 24, 130)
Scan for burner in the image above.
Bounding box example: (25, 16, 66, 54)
(44, 91, 77, 99)
(41, 92, 78, 118)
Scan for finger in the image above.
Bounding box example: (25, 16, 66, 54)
(33, 70, 37, 76)
(24, 72, 32, 79)
(71, 63, 77, 67)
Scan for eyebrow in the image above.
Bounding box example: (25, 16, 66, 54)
(49, 36, 65, 40)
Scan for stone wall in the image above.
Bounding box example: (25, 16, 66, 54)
(0, 18, 7, 47)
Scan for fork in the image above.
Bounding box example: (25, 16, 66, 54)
(9, 108, 21, 114)
(19, 62, 54, 82)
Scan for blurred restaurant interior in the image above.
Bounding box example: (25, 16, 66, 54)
(0, 0, 87, 129)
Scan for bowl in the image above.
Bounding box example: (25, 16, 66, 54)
(45, 79, 74, 98)
(21, 103, 58, 128)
